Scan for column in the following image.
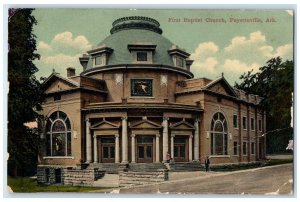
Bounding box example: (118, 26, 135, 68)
(93, 135, 98, 163)
(171, 134, 175, 160)
(86, 118, 92, 163)
(131, 134, 136, 163)
(121, 117, 128, 164)
(115, 134, 120, 163)
(156, 134, 160, 163)
(189, 135, 193, 162)
(194, 119, 199, 161)
(162, 117, 169, 162)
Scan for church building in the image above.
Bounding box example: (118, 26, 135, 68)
(37, 16, 266, 185)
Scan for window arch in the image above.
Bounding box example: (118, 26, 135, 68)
(45, 111, 72, 156)
(210, 112, 228, 155)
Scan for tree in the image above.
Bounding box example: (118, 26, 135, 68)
(8, 9, 43, 177)
(235, 57, 294, 154)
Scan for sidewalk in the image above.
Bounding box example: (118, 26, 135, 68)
(266, 154, 293, 160)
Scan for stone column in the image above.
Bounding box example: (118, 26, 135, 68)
(171, 134, 175, 160)
(162, 117, 169, 162)
(93, 135, 98, 163)
(194, 119, 199, 161)
(189, 135, 193, 162)
(131, 134, 136, 163)
(86, 118, 92, 163)
(156, 134, 160, 163)
(121, 117, 128, 164)
(115, 134, 120, 163)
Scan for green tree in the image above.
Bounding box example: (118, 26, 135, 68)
(8, 9, 43, 177)
(235, 57, 293, 154)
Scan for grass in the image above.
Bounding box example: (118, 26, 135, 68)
(210, 158, 293, 172)
(7, 177, 107, 193)
(266, 158, 293, 166)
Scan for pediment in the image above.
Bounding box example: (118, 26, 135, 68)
(204, 77, 237, 97)
(91, 120, 120, 130)
(170, 120, 195, 130)
(43, 73, 79, 93)
(130, 119, 161, 129)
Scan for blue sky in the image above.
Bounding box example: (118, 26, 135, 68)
(32, 9, 294, 85)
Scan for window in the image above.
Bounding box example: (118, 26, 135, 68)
(259, 119, 262, 131)
(233, 114, 238, 129)
(176, 57, 184, 67)
(45, 111, 72, 156)
(95, 54, 103, 66)
(243, 142, 247, 155)
(54, 94, 61, 101)
(251, 142, 255, 155)
(131, 79, 153, 97)
(242, 116, 247, 130)
(137, 52, 147, 61)
(251, 118, 255, 131)
(233, 141, 238, 155)
(210, 112, 228, 155)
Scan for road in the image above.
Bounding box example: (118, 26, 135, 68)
(118, 163, 293, 195)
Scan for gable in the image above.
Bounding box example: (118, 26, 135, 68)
(170, 120, 194, 130)
(43, 73, 79, 94)
(91, 120, 120, 130)
(205, 77, 237, 97)
(208, 83, 229, 96)
(130, 119, 161, 129)
(45, 79, 77, 93)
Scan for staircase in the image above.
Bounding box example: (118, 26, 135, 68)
(119, 170, 168, 187)
(169, 162, 204, 172)
(88, 163, 120, 174)
(128, 163, 167, 172)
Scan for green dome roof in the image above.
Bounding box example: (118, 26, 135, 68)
(84, 16, 176, 70)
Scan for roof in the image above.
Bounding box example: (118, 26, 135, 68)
(42, 73, 79, 89)
(83, 29, 175, 71)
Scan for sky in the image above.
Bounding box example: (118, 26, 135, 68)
(32, 8, 294, 85)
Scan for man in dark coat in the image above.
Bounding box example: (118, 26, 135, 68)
(205, 156, 210, 172)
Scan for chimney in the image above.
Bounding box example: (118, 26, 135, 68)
(67, 67, 76, 77)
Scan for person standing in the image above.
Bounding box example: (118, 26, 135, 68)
(205, 156, 210, 172)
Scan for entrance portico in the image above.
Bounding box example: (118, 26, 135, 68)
(85, 113, 201, 165)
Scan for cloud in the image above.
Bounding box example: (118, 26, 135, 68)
(222, 59, 260, 74)
(273, 44, 293, 58)
(286, 10, 293, 16)
(190, 31, 293, 85)
(35, 32, 92, 79)
(190, 42, 219, 61)
(52, 32, 92, 52)
(224, 31, 265, 52)
(191, 57, 219, 76)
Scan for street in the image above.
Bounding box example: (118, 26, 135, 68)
(118, 163, 293, 195)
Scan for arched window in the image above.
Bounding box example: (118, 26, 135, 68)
(45, 111, 72, 156)
(210, 112, 228, 155)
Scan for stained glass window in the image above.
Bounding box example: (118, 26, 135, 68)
(131, 79, 153, 97)
(210, 112, 228, 155)
(45, 111, 72, 156)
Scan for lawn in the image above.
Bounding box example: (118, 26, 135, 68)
(7, 177, 107, 193)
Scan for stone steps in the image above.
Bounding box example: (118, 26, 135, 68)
(169, 162, 204, 172)
(128, 163, 167, 172)
(93, 174, 119, 188)
(119, 170, 167, 187)
(88, 163, 120, 174)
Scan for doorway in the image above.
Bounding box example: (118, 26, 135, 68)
(99, 137, 115, 163)
(136, 136, 153, 163)
(174, 136, 188, 162)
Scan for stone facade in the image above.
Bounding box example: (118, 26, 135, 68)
(37, 16, 266, 186)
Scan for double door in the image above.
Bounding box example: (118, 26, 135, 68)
(174, 136, 188, 162)
(137, 136, 153, 163)
(98, 137, 115, 163)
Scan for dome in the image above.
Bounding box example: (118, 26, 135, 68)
(83, 16, 178, 70)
